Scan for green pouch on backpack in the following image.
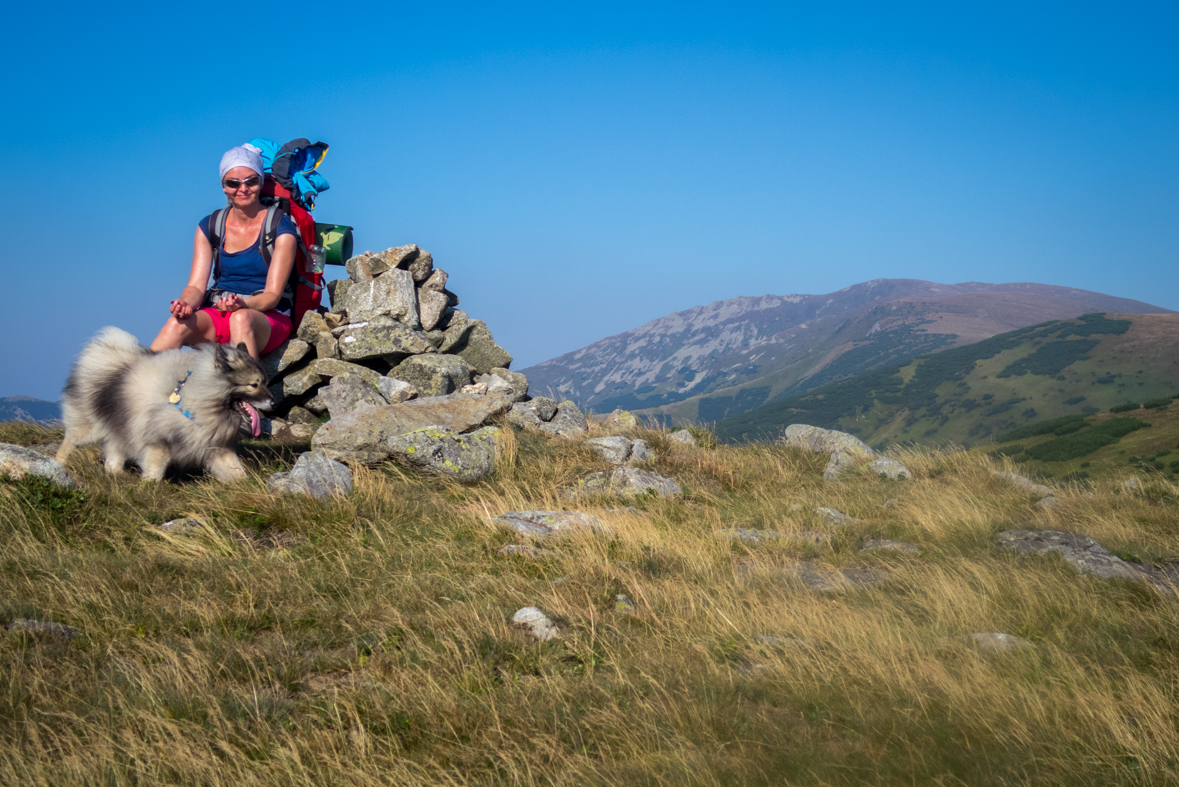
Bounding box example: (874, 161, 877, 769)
(314, 223, 354, 266)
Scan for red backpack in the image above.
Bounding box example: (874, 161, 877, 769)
(205, 177, 324, 330)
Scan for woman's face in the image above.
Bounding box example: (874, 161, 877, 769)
(222, 166, 263, 209)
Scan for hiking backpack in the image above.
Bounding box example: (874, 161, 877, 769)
(207, 138, 333, 330)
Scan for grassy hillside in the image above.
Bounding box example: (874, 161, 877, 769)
(5, 419, 1179, 784)
(717, 313, 1179, 449)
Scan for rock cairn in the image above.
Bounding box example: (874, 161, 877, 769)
(257, 243, 520, 439)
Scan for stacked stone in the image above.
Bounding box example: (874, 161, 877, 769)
(260, 243, 520, 439)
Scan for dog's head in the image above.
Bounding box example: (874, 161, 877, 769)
(214, 343, 274, 437)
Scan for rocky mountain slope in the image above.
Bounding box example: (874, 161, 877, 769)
(0, 396, 61, 424)
(522, 280, 1172, 424)
(716, 312, 1179, 450)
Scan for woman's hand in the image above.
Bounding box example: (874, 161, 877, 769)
(170, 299, 195, 319)
(215, 293, 247, 313)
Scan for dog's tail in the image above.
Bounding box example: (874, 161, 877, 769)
(78, 327, 150, 370)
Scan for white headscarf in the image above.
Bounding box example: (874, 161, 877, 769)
(218, 144, 265, 181)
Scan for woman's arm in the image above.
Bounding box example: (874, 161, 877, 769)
(169, 226, 215, 318)
(238, 233, 296, 313)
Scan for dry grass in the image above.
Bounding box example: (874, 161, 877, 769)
(2, 419, 1179, 785)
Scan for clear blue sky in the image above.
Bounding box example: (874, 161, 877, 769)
(3, 1, 1177, 400)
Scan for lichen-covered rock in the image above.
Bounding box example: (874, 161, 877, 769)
(629, 439, 654, 463)
(408, 250, 434, 283)
(388, 354, 473, 397)
(259, 338, 312, 380)
(295, 311, 330, 344)
(494, 510, 607, 539)
(991, 470, 1053, 497)
(564, 468, 682, 499)
(605, 409, 638, 430)
(779, 561, 890, 592)
(446, 320, 513, 373)
(417, 288, 450, 331)
(782, 424, 875, 458)
(512, 607, 559, 641)
(340, 269, 420, 327)
(266, 452, 353, 500)
(539, 401, 588, 437)
(336, 318, 436, 363)
(0, 443, 77, 489)
(384, 426, 500, 481)
(377, 377, 416, 404)
(312, 393, 509, 464)
(327, 278, 353, 314)
(422, 268, 448, 291)
(314, 358, 383, 385)
(585, 436, 632, 464)
(315, 334, 339, 360)
(319, 374, 387, 420)
(363, 244, 420, 277)
(7, 618, 80, 641)
(508, 403, 543, 430)
(869, 457, 911, 480)
(669, 430, 696, 446)
(823, 451, 852, 481)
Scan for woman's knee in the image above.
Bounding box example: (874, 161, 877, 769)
(162, 316, 194, 340)
(228, 309, 256, 335)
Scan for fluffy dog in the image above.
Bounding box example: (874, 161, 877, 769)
(55, 327, 273, 482)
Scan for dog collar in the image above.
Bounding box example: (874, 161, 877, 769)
(169, 371, 194, 420)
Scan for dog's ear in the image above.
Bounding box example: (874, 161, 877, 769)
(236, 342, 248, 353)
(214, 344, 230, 372)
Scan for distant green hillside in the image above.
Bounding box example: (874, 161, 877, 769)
(716, 313, 1179, 449)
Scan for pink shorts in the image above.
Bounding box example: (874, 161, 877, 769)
(200, 307, 292, 356)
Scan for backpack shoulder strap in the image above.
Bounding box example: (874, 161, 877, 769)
(208, 208, 229, 282)
(259, 203, 282, 266)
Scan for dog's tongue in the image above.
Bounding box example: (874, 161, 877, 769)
(242, 402, 261, 437)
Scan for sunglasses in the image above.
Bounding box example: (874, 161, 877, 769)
(222, 176, 261, 190)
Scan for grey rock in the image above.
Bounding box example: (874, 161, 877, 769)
(295, 312, 330, 344)
(377, 376, 416, 404)
(497, 544, 555, 559)
(629, 439, 654, 463)
(312, 393, 509, 464)
(669, 430, 696, 446)
(281, 365, 322, 397)
(585, 436, 632, 464)
(997, 529, 1156, 584)
(1123, 477, 1142, 491)
(315, 334, 339, 360)
(1035, 497, 1059, 510)
(564, 467, 682, 499)
(27, 444, 61, 457)
(259, 338, 312, 380)
(823, 451, 852, 481)
(388, 354, 472, 397)
(529, 397, 559, 422)
(476, 368, 528, 402)
(860, 539, 919, 556)
(539, 401, 588, 437)
(7, 618, 80, 641)
(719, 528, 782, 543)
(816, 507, 861, 526)
(495, 510, 608, 540)
(319, 374, 387, 420)
(0, 443, 77, 489)
(266, 419, 318, 442)
(461, 383, 488, 395)
(364, 244, 420, 277)
(869, 457, 911, 480)
(508, 403, 543, 430)
(327, 278, 353, 314)
(756, 635, 810, 649)
(437, 311, 472, 352)
(302, 392, 327, 415)
(408, 250, 434, 283)
(614, 595, 636, 613)
(266, 452, 353, 500)
(423, 329, 446, 349)
(422, 268, 448, 291)
(337, 318, 436, 363)
(991, 470, 1053, 497)
(158, 517, 203, 533)
(605, 410, 638, 430)
(314, 358, 383, 385)
(417, 288, 450, 331)
(323, 312, 348, 331)
(512, 606, 559, 641)
(344, 253, 375, 282)
(385, 426, 500, 481)
(341, 269, 420, 327)
(782, 424, 874, 458)
(287, 406, 319, 425)
(446, 320, 513, 374)
(971, 632, 1035, 653)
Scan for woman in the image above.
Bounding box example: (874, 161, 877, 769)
(151, 145, 297, 359)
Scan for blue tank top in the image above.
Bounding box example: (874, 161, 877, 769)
(199, 212, 297, 309)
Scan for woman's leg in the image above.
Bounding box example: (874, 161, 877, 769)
(150, 310, 218, 351)
(227, 308, 274, 359)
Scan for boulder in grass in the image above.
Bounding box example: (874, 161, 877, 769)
(860, 539, 919, 556)
(823, 451, 852, 481)
(7, 618, 80, 641)
(816, 507, 861, 526)
(312, 393, 510, 464)
(971, 633, 1035, 653)
(991, 470, 1052, 498)
(629, 439, 654, 463)
(539, 401, 588, 437)
(266, 452, 352, 500)
(996, 529, 1156, 584)
(384, 426, 500, 481)
(512, 607, 559, 641)
(585, 436, 633, 464)
(604, 409, 638, 430)
(869, 457, 911, 480)
(782, 424, 874, 458)
(669, 430, 696, 446)
(563, 468, 682, 499)
(0, 443, 77, 489)
(494, 510, 608, 540)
